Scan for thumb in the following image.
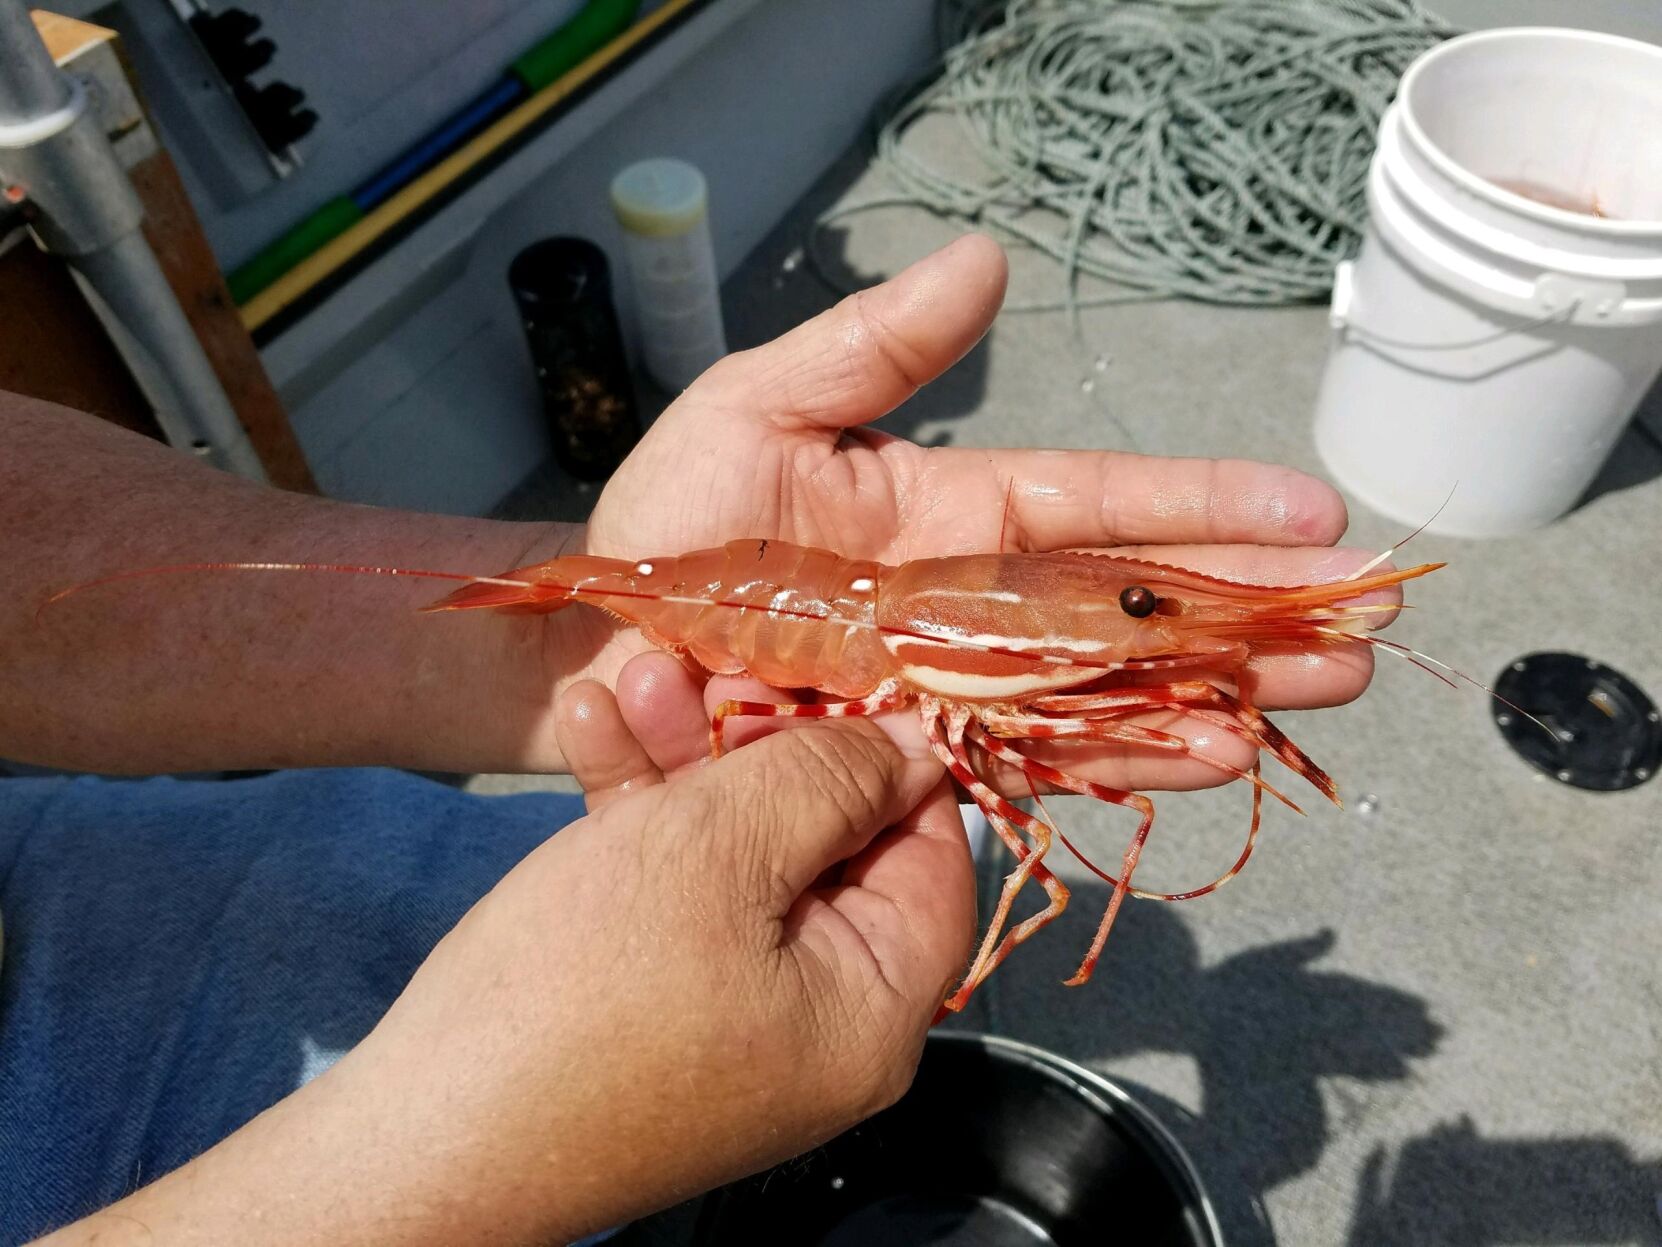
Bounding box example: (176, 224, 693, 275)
(691, 233, 1008, 434)
(686, 721, 943, 912)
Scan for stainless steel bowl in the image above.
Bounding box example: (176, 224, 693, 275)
(695, 1031, 1223, 1246)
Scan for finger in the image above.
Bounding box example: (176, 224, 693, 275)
(1240, 642, 1375, 712)
(936, 448, 1349, 548)
(806, 778, 976, 1006)
(988, 710, 1260, 796)
(614, 652, 715, 776)
(693, 234, 1008, 433)
(868, 705, 931, 761)
(692, 721, 941, 909)
(555, 679, 663, 812)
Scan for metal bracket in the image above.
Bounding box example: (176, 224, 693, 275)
(0, 76, 145, 255)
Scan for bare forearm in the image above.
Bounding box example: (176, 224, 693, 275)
(1, 393, 591, 774)
(30, 971, 632, 1247)
(28, 1058, 578, 1247)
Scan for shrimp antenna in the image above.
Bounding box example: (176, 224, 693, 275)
(1312, 624, 1556, 742)
(1331, 488, 1554, 744)
(36, 562, 542, 626)
(1345, 483, 1457, 582)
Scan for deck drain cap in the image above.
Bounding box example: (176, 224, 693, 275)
(1492, 652, 1661, 791)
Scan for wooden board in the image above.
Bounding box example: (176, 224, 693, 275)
(129, 148, 316, 491)
(0, 235, 157, 436)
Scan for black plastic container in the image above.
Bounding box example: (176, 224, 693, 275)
(695, 1033, 1222, 1246)
(508, 237, 641, 481)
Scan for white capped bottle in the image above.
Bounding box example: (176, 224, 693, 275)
(609, 158, 727, 394)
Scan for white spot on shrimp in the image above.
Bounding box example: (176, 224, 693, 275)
(635, 562, 654, 576)
(851, 577, 875, 593)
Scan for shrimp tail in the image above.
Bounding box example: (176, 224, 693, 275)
(39, 561, 563, 621)
(419, 580, 575, 614)
(418, 554, 628, 615)
(41, 552, 638, 623)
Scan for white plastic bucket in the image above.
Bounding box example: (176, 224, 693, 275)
(1313, 28, 1662, 538)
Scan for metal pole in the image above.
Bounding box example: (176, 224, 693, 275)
(0, 0, 268, 481)
(0, 0, 69, 124)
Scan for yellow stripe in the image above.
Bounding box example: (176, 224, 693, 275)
(240, 0, 703, 333)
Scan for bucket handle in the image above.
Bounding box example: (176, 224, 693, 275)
(1328, 260, 1577, 352)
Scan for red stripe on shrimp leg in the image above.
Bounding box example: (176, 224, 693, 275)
(970, 726, 1266, 905)
(1184, 688, 1338, 805)
(961, 726, 1153, 987)
(945, 716, 1073, 998)
(923, 706, 1069, 1020)
(709, 680, 906, 759)
(977, 707, 1302, 815)
(1029, 682, 1338, 806)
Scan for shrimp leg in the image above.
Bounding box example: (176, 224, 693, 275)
(962, 728, 1154, 987)
(973, 725, 1268, 903)
(709, 680, 905, 759)
(979, 709, 1300, 812)
(924, 706, 1072, 1016)
(994, 683, 1337, 804)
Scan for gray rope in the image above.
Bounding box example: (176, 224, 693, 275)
(816, 0, 1455, 312)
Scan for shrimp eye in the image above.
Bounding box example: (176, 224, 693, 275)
(1119, 585, 1158, 618)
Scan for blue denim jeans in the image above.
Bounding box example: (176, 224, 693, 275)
(0, 769, 587, 1244)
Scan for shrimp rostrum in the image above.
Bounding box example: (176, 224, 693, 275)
(417, 538, 1437, 1016)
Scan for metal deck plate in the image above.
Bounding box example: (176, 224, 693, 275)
(1493, 652, 1662, 791)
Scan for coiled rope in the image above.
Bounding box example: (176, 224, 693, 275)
(818, 0, 1454, 310)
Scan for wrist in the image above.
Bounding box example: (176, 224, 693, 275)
(472, 519, 633, 775)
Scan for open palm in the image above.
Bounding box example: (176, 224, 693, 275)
(589, 235, 1350, 566)
(544, 236, 1389, 804)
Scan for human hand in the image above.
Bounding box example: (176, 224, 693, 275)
(39, 719, 971, 1247)
(335, 720, 970, 1245)
(536, 234, 1387, 792)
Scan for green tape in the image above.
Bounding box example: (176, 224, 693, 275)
(227, 197, 362, 306)
(511, 0, 640, 93)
